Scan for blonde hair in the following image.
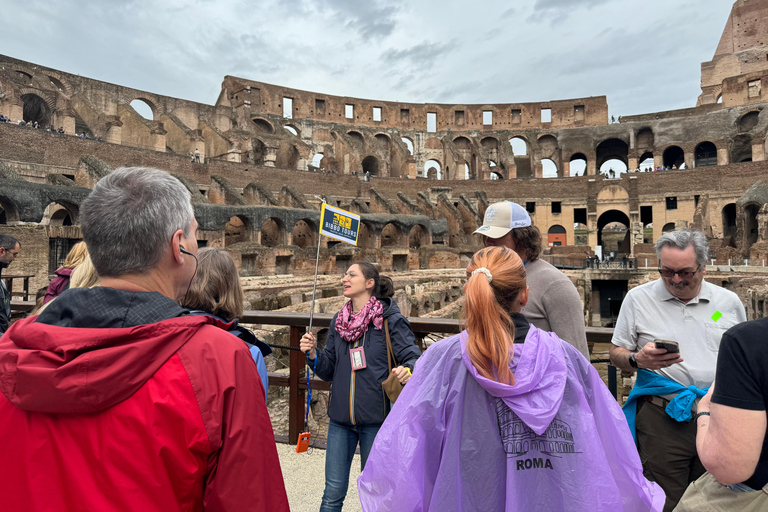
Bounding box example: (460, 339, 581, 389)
(70, 255, 99, 289)
(60, 241, 89, 270)
(464, 247, 527, 385)
(179, 248, 243, 322)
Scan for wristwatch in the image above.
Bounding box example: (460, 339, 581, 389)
(629, 353, 639, 369)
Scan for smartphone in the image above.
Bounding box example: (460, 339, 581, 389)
(654, 339, 680, 353)
(296, 431, 310, 453)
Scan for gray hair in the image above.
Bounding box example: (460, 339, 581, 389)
(81, 167, 194, 277)
(655, 229, 709, 267)
(0, 234, 19, 251)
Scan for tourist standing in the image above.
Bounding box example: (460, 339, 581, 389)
(0, 167, 288, 511)
(610, 230, 745, 512)
(0, 234, 20, 334)
(474, 201, 589, 358)
(358, 247, 664, 511)
(299, 263, 420, 512)
(43, 240, 88, 304)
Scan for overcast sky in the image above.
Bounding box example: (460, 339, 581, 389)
(3, 0, 734, 117)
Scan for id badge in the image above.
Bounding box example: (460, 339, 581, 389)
(349, 347, 367, 371)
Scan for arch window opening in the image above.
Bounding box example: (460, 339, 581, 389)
(292, 220, 316, 249)
(509, 137, 528, 156)
(43, 202, 76, 227)
(225, 216, 250, 246)
(401, 137, 414, 155)
(260, 218, 284, 247)
(694, 142, 717, 167)
(547, 224, 567, 246)
(597, 210, 630, 253)
(599, 159, 627, 178)
(129, 99, 154, 120)
(362, 155, 380, 176)
(381, 223, 402, 248)
(722, 203, 737, 239)
(639, 152, 654, 172)
(662, 146, 685, 169)
(21, 94, 52, 128)
(424, 159, 441, 180)
(662, 222, 676, 234)
(542, 159, 558, 178)
(311, 153, 324, 169)
(284, 125, 298, 136)
(490, 171, 503, 180)
(569, 154, 587, 176)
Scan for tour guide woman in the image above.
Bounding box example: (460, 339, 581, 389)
(358, 247, 665, 511)
(300, 262, 420, 512)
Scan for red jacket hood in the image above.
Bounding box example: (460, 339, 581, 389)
(0, 314, 229, 414)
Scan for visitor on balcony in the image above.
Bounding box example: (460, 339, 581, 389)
(299, 263, 420, 512)
(358, 246, 664, 511)
(179, 247, 271, 396)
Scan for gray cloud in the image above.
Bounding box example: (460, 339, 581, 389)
(528, 0, 612, 24)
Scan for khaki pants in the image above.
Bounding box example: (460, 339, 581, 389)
(636, 400, 706, 512)
(674, 472, 768, 511)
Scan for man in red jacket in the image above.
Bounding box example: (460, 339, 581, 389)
(0, 167, 289, 512)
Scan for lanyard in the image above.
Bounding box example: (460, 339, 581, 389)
(305, 354, 317, 424)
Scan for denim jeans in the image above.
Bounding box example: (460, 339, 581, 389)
(319, 420, 382, 512)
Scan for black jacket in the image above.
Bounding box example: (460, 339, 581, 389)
(314, 298, 421, 426)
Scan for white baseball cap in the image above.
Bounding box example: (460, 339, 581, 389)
(473, 201, 532, 239)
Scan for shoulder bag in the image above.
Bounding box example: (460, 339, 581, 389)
(381, 318, 404, 403)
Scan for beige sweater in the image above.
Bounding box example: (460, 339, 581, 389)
(521, 258, 589, 358)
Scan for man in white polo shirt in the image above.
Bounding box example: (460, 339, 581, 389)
(474, 201, 589, 358)
(610, 229, 746, 512)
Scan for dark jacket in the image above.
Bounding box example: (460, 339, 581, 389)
(0, 287, 289, 512)
(43, 267, 73, 304)
(0, 275, 9, 334)
(315, 297, 421, 426)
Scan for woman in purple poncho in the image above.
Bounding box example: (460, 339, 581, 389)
(358, 247, 664, 512)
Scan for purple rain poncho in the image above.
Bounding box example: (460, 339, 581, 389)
(358, 326, 665, 512)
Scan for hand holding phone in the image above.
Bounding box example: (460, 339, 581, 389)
(654, 339, 679, 353)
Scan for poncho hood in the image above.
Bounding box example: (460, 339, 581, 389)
(461, 326, 567, 435)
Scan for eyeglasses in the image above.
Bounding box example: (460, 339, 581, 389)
(658, 266, 700, 279)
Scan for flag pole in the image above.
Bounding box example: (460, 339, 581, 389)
(308, 199, 326, 333)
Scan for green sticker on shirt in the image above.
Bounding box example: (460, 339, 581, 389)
(711, 311, 722, 321)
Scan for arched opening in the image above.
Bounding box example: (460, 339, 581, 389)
(424, 159, 441, 180)
(401, 137, 414, 155)
(662, 222, 676, 234)
(639, 152, 654, 171)
(362, 155, 379, 176)
(225, 215, 251, 246)
(738, 111, 760, 133)
(600, 159, 628, 177)
(284, 125, 299, 136)
(463, 163, 471, 180)
(636, 128, 655, 150)
(547, 224, 567, 246)
(490, 171, 503, 180)
(722, 203, 737, 238)
(292, 219, 316, 248)
(745, 204, 760, 247)
(662, 146, 685, 169)
(129, 99, 154, 120)
(381, 223, 402, 247)
(597, 210, 630, 252)
(252, 118, 274, 133)
(596, 138, 629, 171)
(542, 159, 558, 178)
(569, 153, 587, 176)
(48, 76, 66, 92)
(347, 131, 365, 148)
(21, 94, 52, 128)
(260, 218, 285, 247)
(311, 152, 325, 170)
(731, 134, 753, 163)
(0, 197, 20, 224)
(453, 136, 472, 150)
(408, 225, 428, 248)
(694, 141, 717, 167)
(42, 202, 77, 226)
(375, 133, 391, 149)
(716, 94, 723, 104)
(509, 137, 528, 155)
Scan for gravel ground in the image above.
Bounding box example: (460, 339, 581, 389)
(277, 443, 363, 512)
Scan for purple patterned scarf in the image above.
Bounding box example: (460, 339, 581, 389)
(335, 296, 384, 343)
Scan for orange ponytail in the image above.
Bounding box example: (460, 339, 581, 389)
(464, 247, 527, 385)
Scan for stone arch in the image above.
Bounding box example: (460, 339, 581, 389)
(311, 152, 325, 169)
(738, 110, 760, 133)
(0, 196, 20, 224)
(569, 152, 587, 176)
(454, 136, 472, 150)
(537, 134, 559, 157)
(639, 151, 654, 170)
(292, 218, 317, 248)
(547, 224, 567, 246)
(225, 215, 252, 246)
(284, 124, 300, 136)
(277, 143, 300, 169)
(252, 117, 274, 133)
(636, 128, 654, 149)
(401, 137, 414, 155)
(509, 136, 529, 155)
(694, 141, 717, 168)
(357, 221, 373, 249)
(722, 203, 737, 238)
(408, 224, 429, 248)
(20, 93, 53, 128)
(374, 133, 391, 149)
(597, 209, 630, 250)
(260, 217, 285, 247)
(731, 133, 753, 163)
(596, 138, 629, 169)
(381, 223, 402, 247)
(425, 137, 442, 150)
(424, 159, 441, 180)
(347, 130, 365, 148)
(47, 75, 70, 95)
(480, 136, 499, 150)
(662, 222, 676, 233)
(542, 159, 558, 178)
(362, 155, 379, 176)
(128, 98, 156, 120)
(662, 145, 685, 169)
(490, 171, 504, 180)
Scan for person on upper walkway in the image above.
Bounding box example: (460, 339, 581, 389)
(474, 200, 589, 358)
